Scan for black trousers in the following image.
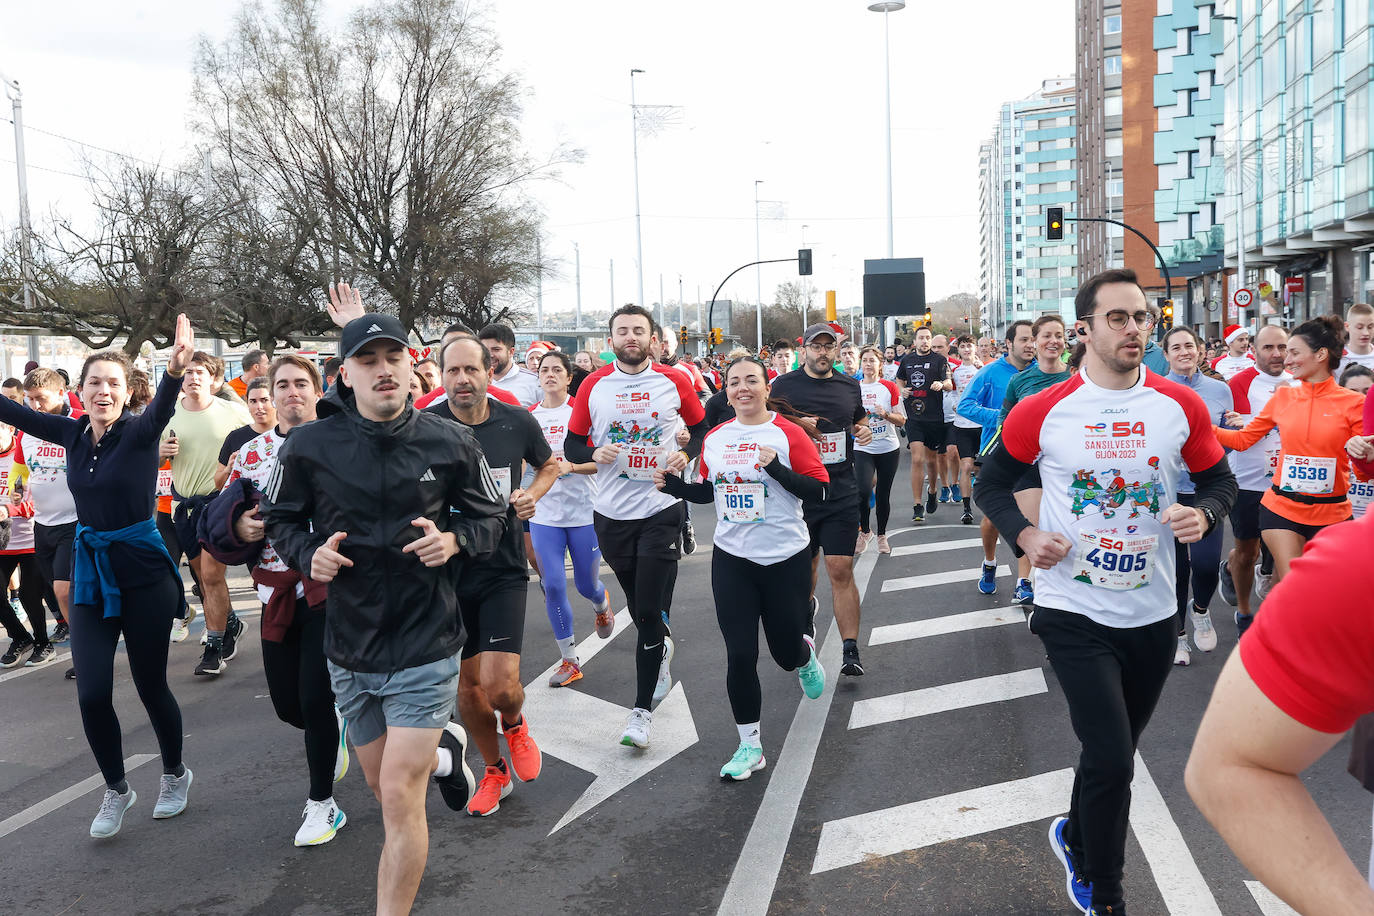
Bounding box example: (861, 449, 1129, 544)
(711, 547, 813, 724)
(854, 449, 900, 535)
(70, 575, 184, 785)
(1029, 605, 1175, 907)
(0, 554, 49, 646)
(261, 600, 339, 802)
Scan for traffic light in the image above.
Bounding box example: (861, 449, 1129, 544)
(798, 248, 813, 276)
(1160, 299, 1174, 328)
(709, 327, 723, 346)
(679, 325, 688, 348)
(1046, 207, 1064, 241)
(924, 308, 933, 326)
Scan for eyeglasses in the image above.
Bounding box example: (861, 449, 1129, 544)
(1082, 310, 1157, 331)
(806, 341, 838, 352)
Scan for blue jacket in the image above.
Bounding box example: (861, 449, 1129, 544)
(957, 357, 1024, 453)
(73, 517, 185, 619)
(1142, 341, 1168, 375)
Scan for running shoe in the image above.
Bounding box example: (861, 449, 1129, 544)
(434, 722, 477, 812)
(1049, 816, 1092, 913)
(1088, 906, 1126, 915)
(682, 518, 697, 555)
(977, 562, 998, 595)
(1191, 607, 1217, 652)
(548, 659, 583, 688)
(1014, 578, 1034, 606)
(1253, 562, 1273, 600)
(720, 743, 767, 781)
(169, 619, 190, 644)
(652, 636, 675, 704)
(840, 642, 864, 677)
(798, 634, 825, 699)
(960, 508, 974, 525)
(504, 717, 542, 782)
(1, 635, 34, 668)
(593, 592, 615, 638)
(50, 621, 70, 644)
(1173, 636, 1190, 667)
(938, 486, 951, 504)
(194, 643, 225, 677)
(926, 490, 938, 515)
(1217, 559, 1237, 607)
(950, 484, 962, 503)
(221, 614, 245, 662)
(467, 760, 513, 817)
(911, 504, 925, 524)
(90, 787, 136, 839)
(25, 643, 56, 667)
(334, 707, 349, 782)
(807, 595, 819, 639)
(294, 798, 346, 847)
(620, 708, 652, 748)
(1235, 611, 1254, 640)
(855, 531, 871, 555)
(876, 535, 891, 555)
(153, 767, 193, 819)
(65, 666, 76, 680)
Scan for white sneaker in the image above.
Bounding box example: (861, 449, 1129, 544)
(652, 636, 675, 704)
(1173, 635, 1191, 667)
(294, 798, 346, 847)
(1253, 562, 1274, 600)
(333, 707, 349, 782)
(1191, 609, 1217, 652)
(620, 708, 652, 748)
(855, 531, 871, 555)
(170, 619, 189, 643)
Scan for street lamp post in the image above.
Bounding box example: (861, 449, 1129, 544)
(1, 69, 34, 312)
(868, 1, 905, 345)
(754, 179, 764, 349)
(630, 69, 647, 309)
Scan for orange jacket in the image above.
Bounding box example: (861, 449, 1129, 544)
(1214, 376, 1366, 527)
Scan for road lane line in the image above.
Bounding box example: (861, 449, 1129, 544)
(881, 565, 1010, 593)
(715, 548, 879, 916)
(0, 754, 158, 840)
(889, 537, 984, 557)
(810, 768, 1075, 874)
(1244, 881, 1299, 915)
(869, 606, 1025, 647)
(847, 668, 1048, 730)
(1129, 751, 1223, 914)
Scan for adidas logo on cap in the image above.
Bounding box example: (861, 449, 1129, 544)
(367, 323, 382, 333)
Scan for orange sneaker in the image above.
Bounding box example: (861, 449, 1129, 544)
(548, 659, 583, 688)
(594, 593, 615, 638)
(504, 717, 543, 782)
(466, 760, 513, 817)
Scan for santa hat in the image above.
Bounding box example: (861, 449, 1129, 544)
(525, 340, 554, 359)
(1223, 324, 1250, 345)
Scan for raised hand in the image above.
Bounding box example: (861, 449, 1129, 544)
(326, 282, 366, 329)
(167, 314, 194, 376)
(311, 531, 353, 582)
(402, 517, 458, 567)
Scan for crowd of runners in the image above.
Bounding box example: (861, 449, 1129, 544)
(2, 272, 1372, 915)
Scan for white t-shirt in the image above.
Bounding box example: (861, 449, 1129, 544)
(1338, 350, 1374, 376)
(881, 362, 899, 382)
(0, 446, 34, 552)
(568, 361, 706, 521)
(952, 362, 982, 429)
(493, 363, 543, 408)
(698, 413, 829, 565)
(1225, 366, 1292, 492)
(223, 428, 304, 603)
(15, 420, 79, 527)
(1211, 352, 1256, 380)
(858, 379, 903, 455)
(999, 368, 1226, 629)
(529, 398, 596, 528)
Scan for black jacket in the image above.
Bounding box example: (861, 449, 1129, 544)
(261, 384, 507, 673)
(197, 477, 265, 568)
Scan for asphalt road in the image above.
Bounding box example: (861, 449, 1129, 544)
(0, 455, 1365, 915)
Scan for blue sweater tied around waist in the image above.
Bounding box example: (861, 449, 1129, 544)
(73, 517, 185, 619)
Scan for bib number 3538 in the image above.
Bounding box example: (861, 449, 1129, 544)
(1073, 532, 1158, 591)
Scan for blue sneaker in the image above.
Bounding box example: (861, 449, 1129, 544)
(939, 486, 951, 503)
(977, 562, 997, 595)
(949, 483, 961, 503)
(1235, 611, 1253, 639)
(1049, 816, 1092, 913)
(1014, 579, 1034, 605)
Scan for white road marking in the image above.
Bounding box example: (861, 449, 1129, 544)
(869, 606, 1025, 647)
(0, 754, 158, 839)
(848, 668, 1048, 730)
(1128, 751, 1223, 914)
(881, 565, 1010, 593)
(0, 652, 74, 685)
(1245, 881, 1300, 915)
(715, 547, 879, 916)
(889, 537, 984, 557)
(810, 768, 1075, 874)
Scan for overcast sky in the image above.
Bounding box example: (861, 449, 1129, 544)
(1, 0, 1074, 327)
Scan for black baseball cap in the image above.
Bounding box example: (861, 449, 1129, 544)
(802, 322, 839, 345)
(340, 314, 410, 359)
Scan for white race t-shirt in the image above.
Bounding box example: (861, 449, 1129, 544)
(952, 362, 982, 429)
(223, 428, 304, 603)
(493, 363, 543, 408)
(1338, 350, 1374, 376)
(881, 362, 899, 382)
(15, 421, 79, 527)
(1226, 366, 1292, 492)
(1211, 352, 1256, 380)
(529, 398, 596, 528)
(858, 378, 903, 455)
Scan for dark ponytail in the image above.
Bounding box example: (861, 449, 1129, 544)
(1291, 314, 1346, 371)
(723, 356, 822, 442)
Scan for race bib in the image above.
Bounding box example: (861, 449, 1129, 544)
(156, 466, 173, 498)
(716, 482, 765, 524)
(1279, 455, 1336, 495)
(1349, 477, 1374, 519)
(622, 443, 665, 480)
(1072, 531, 1158, 591)
(870, 419, 889, 439)
(819, 431, 847, 465)
(1263, 442, 1281, 479)
(491, 467, 512, 501)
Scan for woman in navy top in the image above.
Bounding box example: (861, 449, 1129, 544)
(0, 315, 195, 838)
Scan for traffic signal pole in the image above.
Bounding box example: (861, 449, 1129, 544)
(1062, 215, 1173, 307)
(705, 254, 806, 354)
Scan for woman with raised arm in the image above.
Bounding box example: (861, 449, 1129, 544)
(0, 314, 195, 838)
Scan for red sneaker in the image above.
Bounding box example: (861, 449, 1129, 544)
(504, 717, 543, 782)
(466, 761, 513, 817)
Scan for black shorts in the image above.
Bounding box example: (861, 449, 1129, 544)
(1230, 489, 1264, 541)
(905, 419, 948, 450)
(458, 577, 527, 660)
(33, 521, 77, 584)
(594, 502, 684, 569)
(804, 495, 860, 558)
(951, 425, 982, 460)
(1257, 503, 1347, 542)
(1014, 464, 1043, 494)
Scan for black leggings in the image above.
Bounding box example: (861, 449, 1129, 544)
(157, 512, 201, 617)
(607, 555, 677, 710)
(261, 601, 338, 802)
(711, 547, 813, 724)
(0, 554, 49, 646)
(854, 449, 900, 535)
(70, 575, 184, 785)
(1174, 492, 1224, 635)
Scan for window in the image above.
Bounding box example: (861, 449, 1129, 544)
(1108, 178, 1124, 197)
(1104, 95, 1122, 116)
(1105, 55, 1122, 76)
(1104, 15, 1122, 34)
(1106, 137, 1124, 156)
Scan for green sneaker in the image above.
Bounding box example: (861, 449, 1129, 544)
(798, 635, 825, 700)
(719, 743, 766, 781)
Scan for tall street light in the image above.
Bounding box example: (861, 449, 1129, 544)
(755, 179, 764, 348)
(868, 0, 905, 344)
(630, 68, 647, 309)
(1217, 13, 1246, 328)
(1, 68, 34, 312)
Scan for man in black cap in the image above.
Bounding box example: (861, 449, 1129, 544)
(769, 323, 873, 676)
(263, 307, 508, 915)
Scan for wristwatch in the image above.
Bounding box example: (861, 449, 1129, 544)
(1200, 506, 1217, 532)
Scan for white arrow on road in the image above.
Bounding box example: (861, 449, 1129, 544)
(520, 607, 699, 835)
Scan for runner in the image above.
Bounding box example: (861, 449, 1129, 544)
(0, 316, 198, 838)
(413, 357, 441, 393)
(426, 335, 556, 816)
(0, 421, 52, 668)
(1210, 324, 1255, 380)
(262, 312, 506, 914)
(228, 349, 269, 399)
(1338, 302, 1374, 375)
(1342, 363, 1373, 395)
(1162, 326, 1232, 666)
(950, 335, 983, 525)
(478, 323, 542, 408)
(1214, 314, 1366, 588)
(654, 355, 828, 780)
(770, 323, 872, 677)
(854, 346, 904, 556)
(881, 346, 899, 382)
(656, 324, 707, 554)
(895, 325, 950, 523)
(563, 305, 708, 748)
(768, 340, 796, 381)
(214, 377, 275, 490)
(929, 334, 962, 504)
(975, 268, 1237, 916)
(838, 341, 861, 378)
(528, 351, 613, 687)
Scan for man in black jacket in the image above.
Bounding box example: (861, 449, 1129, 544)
(262, 312, 507, 916)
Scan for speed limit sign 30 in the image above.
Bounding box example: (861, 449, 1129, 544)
(1232, 287, 1253, 309)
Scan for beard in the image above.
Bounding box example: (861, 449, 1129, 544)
(614, 342, 649, 367)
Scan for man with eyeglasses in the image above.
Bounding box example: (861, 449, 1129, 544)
(976, 268, 1237, 916)
(769, 324, 872, 676)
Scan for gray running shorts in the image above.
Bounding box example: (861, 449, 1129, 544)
(327, 652, 461, 747)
